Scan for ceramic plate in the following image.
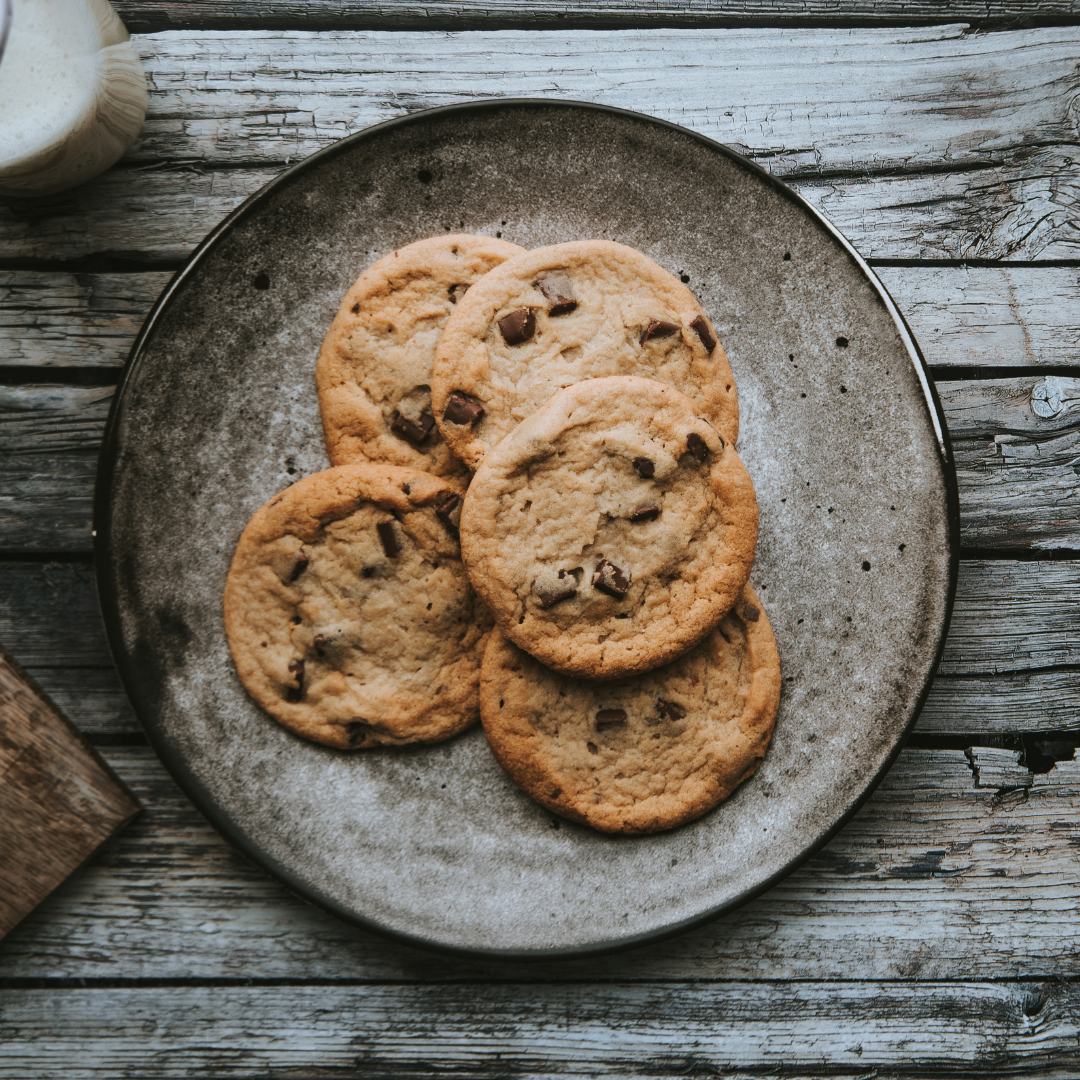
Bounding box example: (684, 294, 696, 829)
(95, 101, 958, 959)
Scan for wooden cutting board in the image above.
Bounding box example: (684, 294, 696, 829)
(0, 645, 140, 938)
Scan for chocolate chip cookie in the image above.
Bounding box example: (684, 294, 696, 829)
(431, 239, 738, 470)
(480, 586, 780, 834)
(459, 376, 758, 679)
(317, 234, 524, 478)
(224, 463, 491, 748)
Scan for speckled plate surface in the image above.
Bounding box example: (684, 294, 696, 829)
(95, 101, 958, 959)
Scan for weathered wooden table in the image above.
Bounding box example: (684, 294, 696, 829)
(3, 3, 1080, 1075)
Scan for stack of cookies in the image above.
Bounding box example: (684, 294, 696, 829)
(224, 234, 781, 835)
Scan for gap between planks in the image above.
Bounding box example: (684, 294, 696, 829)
(109, 1, 1080, 33)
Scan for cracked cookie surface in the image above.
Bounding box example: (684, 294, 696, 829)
(480, 586, 780, 834)
(317, 234, 524, 478)
(224, 463, 491, 749)
(431, 239, 739, 471)
(459, 376, 758, 679)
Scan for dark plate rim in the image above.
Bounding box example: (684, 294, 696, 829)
(93, 97, 961, 963)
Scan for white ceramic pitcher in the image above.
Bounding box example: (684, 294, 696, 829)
(0, 0, 146, 196)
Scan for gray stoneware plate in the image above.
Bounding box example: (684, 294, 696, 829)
(95, 100, 959, 960)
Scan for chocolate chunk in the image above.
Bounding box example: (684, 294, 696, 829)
(443, 391, 485, 426)
(313, 633, 329, 655)
(345, 720, 370, 746)
(630, 503, 660, 523)
(351, 302, 360, 314)
(596, 708, 628, 729)
(285, 658, 305, 702)
(741, 602, 760, 623)
(448, 283, 469, 304)
(593, 558, 631, 598)
(535, 273, 577, 316)
(690, 314, 717, 354)
(290, 615, 302, 625)
(289, 553, 309, 582)
(640, 318, 679, 345)
(377, 520, 401, 557)
(686, 432, 709, 462)
(656, 699, 686, 721)
(390, 410, 435, 445)
(633, 457, 655, 479)
(436, 493, 463, 534)
(498, 307, 536, 345)
(535, 584, 577, 609)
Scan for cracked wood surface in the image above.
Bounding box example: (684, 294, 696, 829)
(121, 27, 1080, 176)
(111, 1, 1080, 32)
(1, 979, 1077, 1078)
(4, 377, 1080, 551)
(6, 267, 1080, 370)
(0, 746, 1078, 987)
(17, 157, 1080, 264)
(3, 27, 1080, 263)
(3, 13, 1080, 1075)
(1, 560, 1077, 737)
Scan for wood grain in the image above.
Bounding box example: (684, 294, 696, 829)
(4, 27, 1080, 264)
(943, 377, 1080, 550)
(112, 1, 1080, 33)
(1, 978, 1078, 1077)
(1, 745, 1079, 985)
(6, 267, 1079, 370)
(5, 377, 1080, 552)
(1, 150, 1073, 263)
(0, 650, 139, 938)
(122, 27, 1078, 175)
(1, 560, 1077, 737)
(0, 272, 171, 368)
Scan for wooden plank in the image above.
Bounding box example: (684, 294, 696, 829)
(4, 28, 1080, 264)
(1, 745, 1079, 985)
(2, 153, 1076, 265)
(122, 27, 1077, 174)
(3, 150, 1076, 264)
(943, 377, 1080, 550)
(0, 272, 171, 369)
(1, 561, 1078, 740)
(1, 979, 1079, 1078)
(5, 378, 1080, 552)
(921, 669, 1080, 734)
(5, 268, 1079, 371)
(877, 267, 1080, 371)
(0, 386, 111, 554)
(0, 650, 139, 938)
(112, 1, 1080, 33)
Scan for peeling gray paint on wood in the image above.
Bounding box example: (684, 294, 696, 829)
(1, 560, 1077, 737)
(6, 268, 1079, 370)
(0, 746, 1078, 985)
